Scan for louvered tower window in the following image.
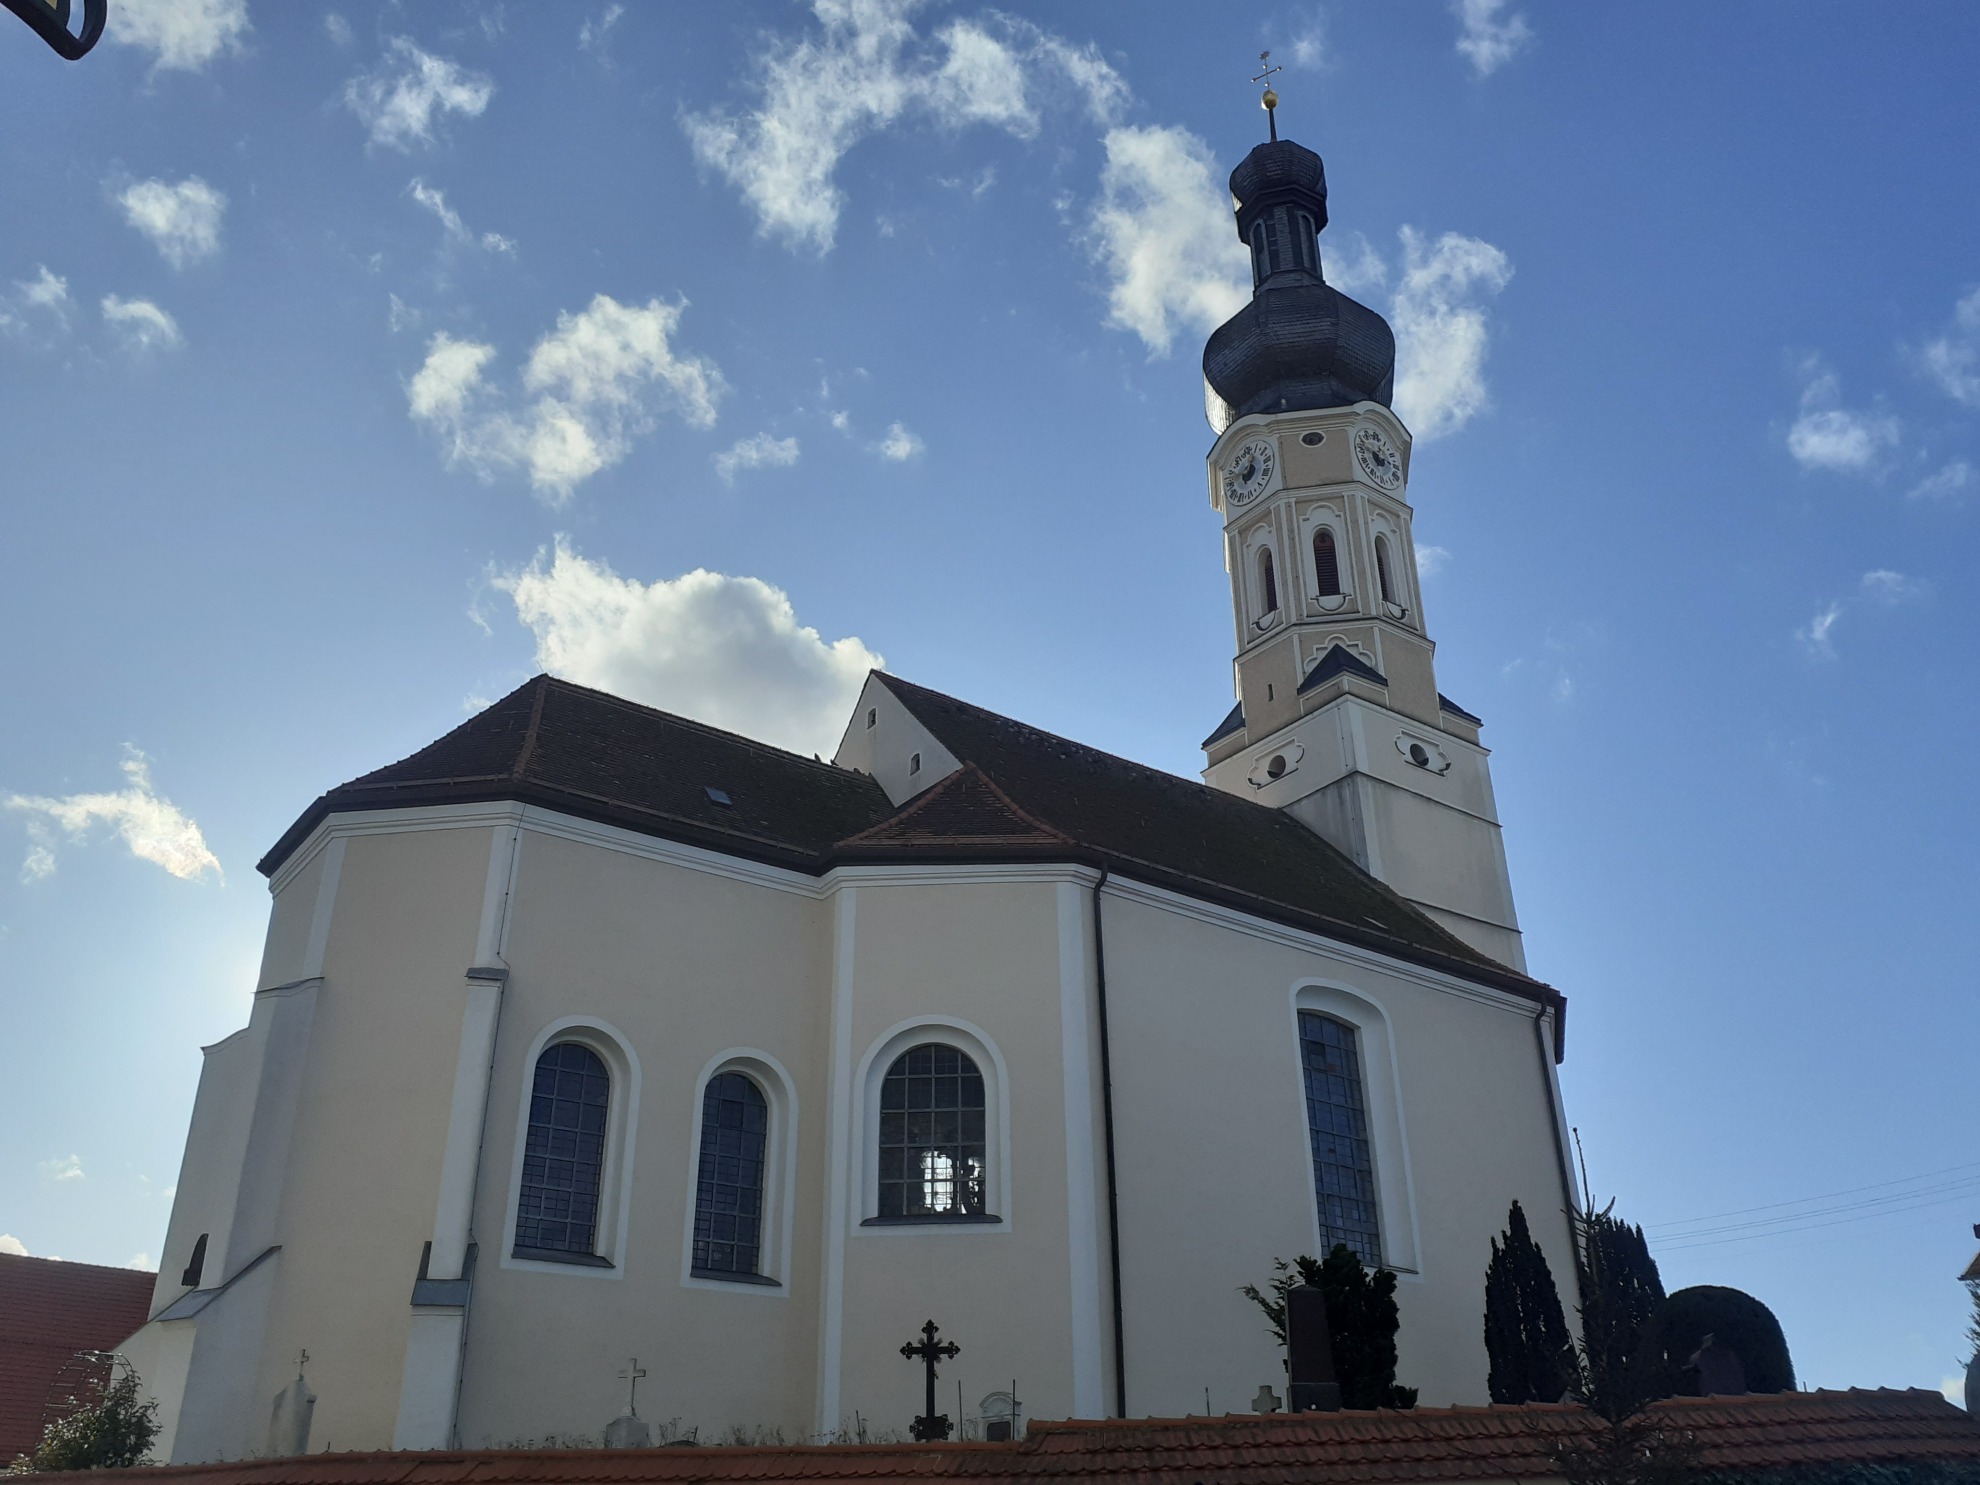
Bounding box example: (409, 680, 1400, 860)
(1258, 547, 1279, 616)
(1313, 528, 1341, 597)
(1374, 534, 1397, 604)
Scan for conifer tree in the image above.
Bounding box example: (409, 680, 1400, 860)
(1575, 1204, 1666, 1419)
(1482, 1200, 1576, 1404)
(1242, 1244, 1418, 1409)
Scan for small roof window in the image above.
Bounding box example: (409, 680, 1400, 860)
(704, 787, 733, 806)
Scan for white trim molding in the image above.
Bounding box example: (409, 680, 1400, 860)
(498, 1016, 642, 1280)
(679, 1048, 799, 1296)
(851, 1016, 1013, 1237)
(1287, 980, 1422, 1276)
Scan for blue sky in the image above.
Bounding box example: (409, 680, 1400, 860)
(3, 0, 1978, 1401)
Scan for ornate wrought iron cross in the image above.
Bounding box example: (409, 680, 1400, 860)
(1253, 50, 1284, 141)
(899, 1319, 960, 1442)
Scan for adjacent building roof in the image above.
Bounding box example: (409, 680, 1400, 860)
(260, 674, 1557, 1020)
(0, 1253, 156, 1462)
(54, 1390, 1980, 1485)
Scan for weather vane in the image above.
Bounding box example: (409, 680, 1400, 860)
(1253, 50, 1283, 141)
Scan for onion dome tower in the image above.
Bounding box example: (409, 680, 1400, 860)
(1196, 107, 1526, 972)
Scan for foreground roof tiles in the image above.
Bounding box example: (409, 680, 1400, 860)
(60, 1391, 1980, 1485)
(259, 674, 1554, 1011)
(0, 1253, 156, 1461)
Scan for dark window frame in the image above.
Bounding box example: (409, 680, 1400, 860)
(513, 1041, 612, 1261)
(690, 1070, 776, 1282)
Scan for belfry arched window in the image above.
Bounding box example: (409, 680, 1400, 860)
(515, 1042, 610, 1259)
(1249, 221, 1268, 287)
(1298, 1011, 1382, 1264)
(692, 1072, 770, 1278)
(1258, 547, 1280, 617)
(1374, 534, 1397, 606)
(1312, 528, 1342, 597)
(878, 1043, 987, 1219)
(1296, 211, 1317, 272)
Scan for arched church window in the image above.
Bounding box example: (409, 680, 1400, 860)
(1298, 1011, 1381, 1264)
(1258, 547, 1279, 617)
(1249, 221, 1268, 287)
(514, 1042, 610, 1259)
(878, 1043, 987, 1219)
(1374, 534, 1397, 605)
(1312, 528, 1341, 597)
(691, 1072, 770, 1278)
(1296, 211, 1317, 272)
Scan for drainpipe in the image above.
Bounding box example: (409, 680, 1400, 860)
(1091, 865, 1128, 1418)
(1531, 1000, 1585, 1299)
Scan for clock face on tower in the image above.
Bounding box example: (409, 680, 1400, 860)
(1353, 426, 1403, 491)
(1222, 438, 1276, 506)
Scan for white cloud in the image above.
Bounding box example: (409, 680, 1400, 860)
(1391, 228, 1514, 440)
(0, 1234, 26, 1256)
(878, 421, 924, 460)
(497, 539, 883, 756)
(6, 749, 221, 882)
(1922, 287, 1980, 408)
(128, 1253, 157, 1271)
(1943, 1375, 1966, 1407)
(19, 266, 69, 313)
(407, 295, 725, 502)
(579, 4, 624, 51)
(39, 1155, 84, 1183)
(684, 0, 1124, 253)
(1088, 124, 1249, 356)
(324, 13, 352, 47)
(116, 177, 226, 268)
(715, 432, 800, 483)
(1798, 569, 1927, 658)
(1909, 459, 1971, 502)
(1452, 0, 1532, 76)
(345, 37, 494, 152)
(407, 178, 511, 254)
(1289, 24, 1327, 70)
(1415, 544, 1451, 578)
(1786, 365, 1899, 473)
(101, 295, 183, 352)
(110, 0, 249, 72)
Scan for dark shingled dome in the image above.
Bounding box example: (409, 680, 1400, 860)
(1203, 138, 1396, 433)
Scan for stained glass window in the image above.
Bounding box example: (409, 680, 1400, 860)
(1299, 1012, 1381, 1263)
(878, 1043, 987, 1219)
(692, 1072, 770, 1276)
(514, 1042, 609, 1257)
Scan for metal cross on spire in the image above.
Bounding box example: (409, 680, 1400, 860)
(1252, 50, 1283, 141)
(900, 1319, 961, 1442)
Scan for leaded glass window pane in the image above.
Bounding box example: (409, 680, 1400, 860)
(692, 1072, 770, 1275)
(878, 1043, 987, 1218)
(1298, 1012, 1381, 1264)
(515, 1042, 609, 1255)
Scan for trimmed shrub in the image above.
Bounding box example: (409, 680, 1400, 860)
(1638, 1285, 1795, 1395)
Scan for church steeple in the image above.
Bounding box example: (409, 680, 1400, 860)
(1197, 125, 1526, 973)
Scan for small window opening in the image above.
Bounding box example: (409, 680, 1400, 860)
(1258, 547, 1279, 616)
(705, 786, 733, 806)
(909, 752, 921, 775)
(1300, 430, 1325, 447)
(1296, 211, 1317, 271)
(180, 1233, 208, 1288)
(1375, 534, 1397, 605)
(866, 708, 877, 729)
(1408, 742, 1431, 768)
(1267, 683, 1275, 702)
(1266, 754, 1288, 779)
(1313, 528, 1341, 597)
(1249, 221, 1268, 287)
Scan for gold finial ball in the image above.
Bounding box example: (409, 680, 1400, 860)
(1261, 87, 1279, 111)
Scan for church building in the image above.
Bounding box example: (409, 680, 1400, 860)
(120, 129, 1581, 1461)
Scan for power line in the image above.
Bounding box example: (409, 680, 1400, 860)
(1646, 1161, 1980, 1234)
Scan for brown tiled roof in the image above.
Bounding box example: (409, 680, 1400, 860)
(53, 1391, 1980, 1485)
(0, 1254, 156, 1461)
(259, 675, 1558, 1022)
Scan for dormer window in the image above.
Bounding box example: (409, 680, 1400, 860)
(866, 708, 876, 729)
(1313, 528, 1341, 598)
(1374, 534, 1397, 606)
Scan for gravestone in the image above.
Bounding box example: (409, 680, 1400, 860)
(1286, 1284, 1340, 1412)
(604, 1414, 653, 1448)
(1689, 1334, 1747, 1396)
(266, 1366, 316, 1457)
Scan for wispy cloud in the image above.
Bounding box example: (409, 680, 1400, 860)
(110, 0, 250, 72)
(714, 431, 800, 484)
(684, 0, 1123, 253)
(39, 1155, 84, 1183)
(1909, 459, 1971, 503)
(1452, 0, 1532, 76)
(2, 265, 71, 337)
(6, 749, 220, 882)
(496, 538, 882, 756)
(407, 178, 513, 255)
(101, 295, 183, 353)
(345, 37, 494, 152)
(116, 177, 226, 268)
(1415, 545, 1452, 578)
(1391, 229, 1514, 440)
(878, 421, 923, 461)
(408, 295, 725, 502)
(1921, 286, 1980, 408)
(1786, 361, 1899, 473)
(1798, 569, 1929, 658)
(579, 4, 624, 52)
